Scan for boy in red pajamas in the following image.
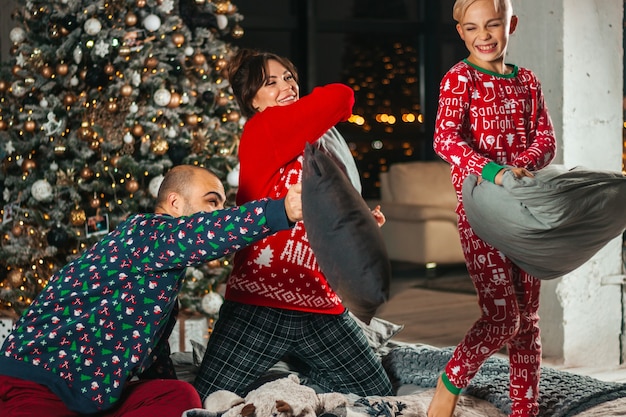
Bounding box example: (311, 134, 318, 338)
(428, 1, 557, 416)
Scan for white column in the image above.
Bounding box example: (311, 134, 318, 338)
(509, 0, 624, 367)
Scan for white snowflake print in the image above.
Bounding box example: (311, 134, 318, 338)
(254, 246, 274, 268)
(95, 40, 110, 58)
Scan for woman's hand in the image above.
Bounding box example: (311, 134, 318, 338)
(372, 205, 386, 227)
(284, 183, 303, 222)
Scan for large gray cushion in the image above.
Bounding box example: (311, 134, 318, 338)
(302, 143, 390, 323)
(462, 165, 626, 280)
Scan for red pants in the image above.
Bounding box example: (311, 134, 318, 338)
(447, 209, 542, 417)
(0, 375, 201, 417)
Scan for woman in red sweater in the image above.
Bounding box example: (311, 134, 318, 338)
(193, 49, 392, 400)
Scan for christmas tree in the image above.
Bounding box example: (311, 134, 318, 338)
(0, 0, 245, 318)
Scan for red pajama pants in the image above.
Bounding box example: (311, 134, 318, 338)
(0, 375, 201, 417)
(446, 208, 542, 417)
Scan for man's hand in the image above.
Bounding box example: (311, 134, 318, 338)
(284, 183, 303, 222)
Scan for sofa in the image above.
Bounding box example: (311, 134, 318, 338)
(369, 160, 465, 268)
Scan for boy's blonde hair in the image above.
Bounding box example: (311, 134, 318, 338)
(452, 0, 513, 22)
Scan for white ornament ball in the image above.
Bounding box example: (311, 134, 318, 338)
(201, 292, 223, 315)
(216, 14, 228, 30)
(9, 27, 26, 44)
(31, 179, 53, 202)
(70, 76, 79, 87)
(129, 102, 139, 113)
(84, 18, 102, 36)
(40, 98, 49, 108)
(149, 174, 164, 198)
(153, 88, 171, 107)
(11, 81, 26, 97)
(226, 164, 240, 187)
(143, 14, 161, 32)
(123, 132, 134, 144)
(73, 46, 83, 64)
(184, 46, 194, 56)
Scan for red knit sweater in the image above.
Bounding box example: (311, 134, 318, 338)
(226, 83, 355, 314)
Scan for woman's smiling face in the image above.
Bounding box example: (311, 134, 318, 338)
(251, 59, 300, 112)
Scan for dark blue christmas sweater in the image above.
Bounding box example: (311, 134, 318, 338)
(0, 198, 290, 414)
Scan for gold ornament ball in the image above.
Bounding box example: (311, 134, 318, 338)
(12, 65, 21, 76)
(0, 80, 7, 91)
(22, 159, 36, 172)
(70, 208, 86, 226)
(10, 45, 18, 56)
(41, 65, 53, 78)
(90, 196, 101, 208)
(144, 56, 159, 70)
(110, 155, 120, 167)
(120, 84, 133, 97)
(80, 166, 94, 179)
(106, 101, 118, 113)
(216, 94, 229, 107)
(150, 138, 169, 155)
(63, 93, 76, 106)
(56, 62, 69, 76)
(8, 270, 22, 287)
(168, 92, 181, 108)
(185, 114, 199, 126)
(226, 110, 240, 123)
(78, 125, 93, 141)
(125, 11, 138, 26)
(215, 58, 228, 71)
(131, 124, 144, 137)
(60, 26, 69, 36)
(119, 46, 131, 57)
(125, 179, 139, 193)
(11, 224, 23, 237)
(172, 32, 185, 47)
(104, 63, 115, 75)
(23, 119, 37, 133)
(89, 139, 101, 151)
(208, 259, 221, 268)
(0, 120, 8, 131)
(79, 69, 87, 80)
(192, 52, 206, 66)
(231, 23, 244, 39)
(136, 0, 146, 7)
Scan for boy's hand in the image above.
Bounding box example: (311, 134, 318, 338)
(284, 183, 303, 222)
(494, 167, 534, 185)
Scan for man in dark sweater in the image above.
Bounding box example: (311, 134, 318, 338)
(0, 165, 302, 417)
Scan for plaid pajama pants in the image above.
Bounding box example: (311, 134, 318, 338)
(193, 301, 392, 400)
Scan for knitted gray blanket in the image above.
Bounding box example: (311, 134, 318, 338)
(382, 345, 626, 417)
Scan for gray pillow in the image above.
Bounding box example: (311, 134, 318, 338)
(302, 143, 391, 323)
(462, 165, 626, 280)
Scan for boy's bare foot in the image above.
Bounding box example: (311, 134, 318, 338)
(427, 374, 460, 417)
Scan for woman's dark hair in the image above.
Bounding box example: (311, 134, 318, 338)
(227, 49, 299, 118)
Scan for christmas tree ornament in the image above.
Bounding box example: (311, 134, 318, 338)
(144, 56, 159, 69)
(46, 226, 69, 247)
(120, 84, 133, 97)
(167, 92, 181, 108)
(201, 291, 223, 316)
(136, 0, 147, 7)
(73, 46, 83, 64)
(106, 100, 118, 113)
(227, 163, 239, 187)
(89, 194, 101, 208)
(11, 81, 27, 97)
(41, 65, 53, 78)
(0, 80, 7, 91)
(84, 17, 102, 36)
(226, 110, 240, 123)
(0, 120, 8, 131)
(21, 159, 36, 172)
(215, 14, 228, 30)
(62, 93, 76, 106)
(55, 63, 69, 76)
(231, 23, 244, 39)
(7, 269, 22, 287)
(143, 14, 161, 32)
(172, 32, 185, 47)
(150, 137, 169, 155)
(80, 166, 94, 179)
(23, 119, 37, 133)
(104, 63, 115, 75)
(70, 207, 86, 226)
(54, 145, 67, 156)
(31, 179, 53, 202)
(149, 175, 164, 198)
(125, 11, 138, 26)
(131, 123, 144, 137)
(153, 88, 171, 106)
(9, 27, 26, 44)
(192, 52, 206, 66)
(125, 179, 139, 193)
(11, 224, 23, 237)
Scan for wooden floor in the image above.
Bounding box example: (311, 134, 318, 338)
(376, 265, 479, 347)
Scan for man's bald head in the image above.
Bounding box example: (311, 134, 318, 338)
(154, 165, 226, 217)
